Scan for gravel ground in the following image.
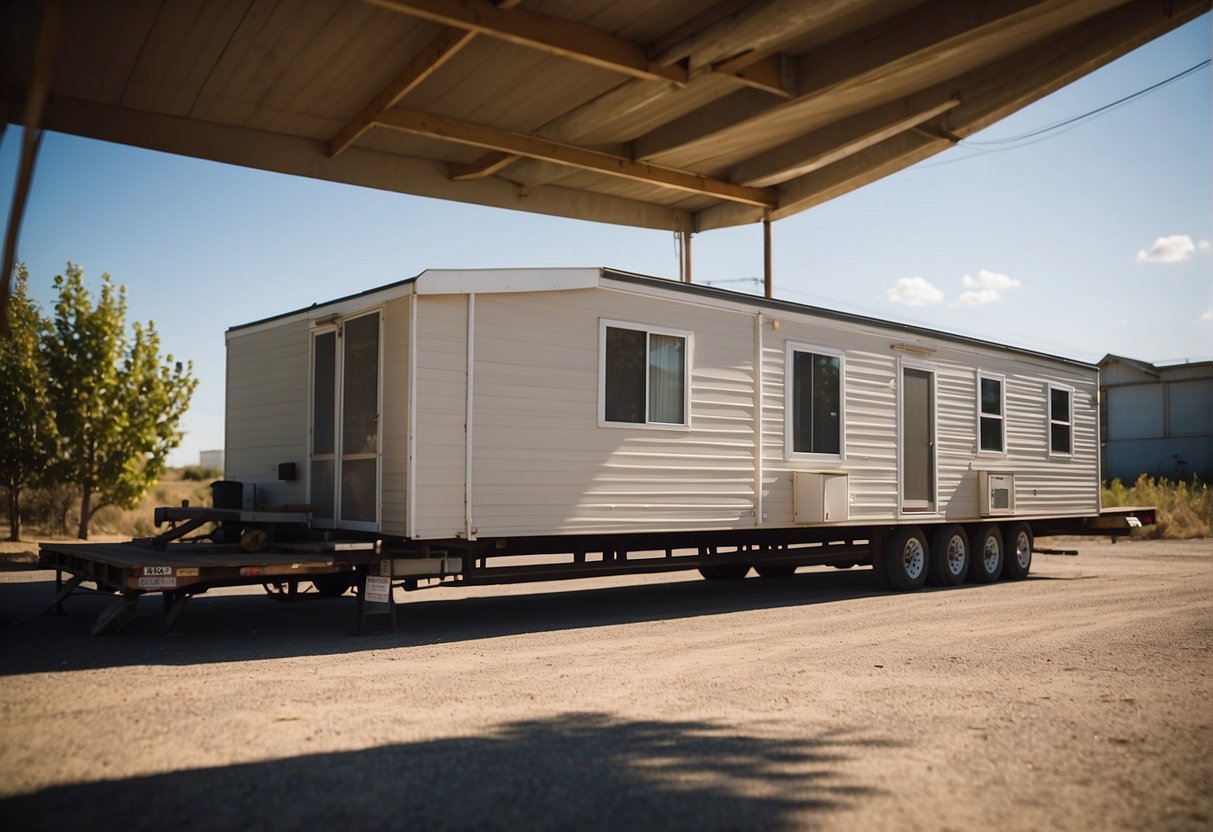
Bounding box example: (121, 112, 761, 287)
(0, 537, 1209, 831)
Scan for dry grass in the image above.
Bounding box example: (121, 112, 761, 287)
(4, 469, 216, 543)
(1103, 475, 1211, 539)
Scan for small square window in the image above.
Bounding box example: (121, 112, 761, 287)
(601, 322, 689, 427)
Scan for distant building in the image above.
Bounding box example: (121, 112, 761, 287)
(199, 449, 225, 472)
(1099, 355, 1212, 483)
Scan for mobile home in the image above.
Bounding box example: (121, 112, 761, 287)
(224, 267, 1102, 590)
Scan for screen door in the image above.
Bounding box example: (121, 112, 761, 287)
(310, 312, 380, 529)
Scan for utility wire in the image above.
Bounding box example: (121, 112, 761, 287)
(964, 58, 1209, 146)
(916, 58, 1209, 167)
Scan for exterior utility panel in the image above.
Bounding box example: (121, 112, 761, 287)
(224, 268, 1099, 541)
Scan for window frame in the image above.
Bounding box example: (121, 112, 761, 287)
(1047, 383, 1074, 457)
(598, 318, 693, 430)
(784, 341, 846, 461)
(976, 371, 1007, 456)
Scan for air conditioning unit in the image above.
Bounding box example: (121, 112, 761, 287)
(793, 472, 849, 523)
(979, 471, 1015, 517)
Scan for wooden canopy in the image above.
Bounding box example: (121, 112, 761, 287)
(4, 0, 1208, 237)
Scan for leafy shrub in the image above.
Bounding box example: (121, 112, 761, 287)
(180, 465, 222, 482)
(1103, 475, 1210, 539)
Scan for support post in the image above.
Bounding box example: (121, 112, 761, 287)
(679, 230, 693, 283)
(1, 0, 62, 335)
(762, 212, 773, 299)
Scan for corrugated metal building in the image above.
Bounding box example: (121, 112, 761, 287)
(1099, 355, 1213, 483)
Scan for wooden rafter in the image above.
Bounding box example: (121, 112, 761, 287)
(450, 151, 521, 181)
(632, 0, 1112, 163)
(331, 0, 525, 159)
(363, 0, 687, 84)
(374, 108, 777, 208)
(730, 98, 961, 187)
(328, 26, 475, 157)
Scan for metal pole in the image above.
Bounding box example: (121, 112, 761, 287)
(680, 230, 693, 283)
(762, 213, 772, 298)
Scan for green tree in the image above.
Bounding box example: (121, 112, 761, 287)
(42, 264, 198, 539)
(0, 264, 56, 541)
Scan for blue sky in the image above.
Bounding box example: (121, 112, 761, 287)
(2, 15, 1210, 467)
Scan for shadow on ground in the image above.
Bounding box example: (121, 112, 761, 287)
(0, 712, 887, 831)
(0, 563, 1036, 674)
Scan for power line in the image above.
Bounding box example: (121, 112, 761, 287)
(965, 58, 1209, 146)
(916, 58, 1210, 167)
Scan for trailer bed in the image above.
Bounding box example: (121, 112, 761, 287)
(39, 539, 383, 635)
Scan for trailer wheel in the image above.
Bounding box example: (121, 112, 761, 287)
(755, 564, 797, 579)
(1002, 522, 1033, 580)
(698, 564, 750, 581)
(968, 525, 1003, 583)
(927, 525, 969, 586)
(883, 527, 928, 591)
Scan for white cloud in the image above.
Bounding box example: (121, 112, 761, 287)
(1200, 240, 1211, 251)
(1201, 309, 1213, 321)
(886, 276, 943, 306)
(1136, 234, 1198, 263)
(954, 269, 1022, 307)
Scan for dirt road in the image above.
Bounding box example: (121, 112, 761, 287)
(1, 538, 1209, 830)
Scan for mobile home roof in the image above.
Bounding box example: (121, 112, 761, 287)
(227, 267, 1096, 370)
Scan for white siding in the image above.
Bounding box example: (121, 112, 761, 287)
(461, 288, 758, 538)
(224, 316, 310, 509)
(413, 295, 469, 538)
(380, 296, 410, 536)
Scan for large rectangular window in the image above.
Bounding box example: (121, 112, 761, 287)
(978, 373, 1005, 453)
(1049, 385, 1073, 455)
(601, 321, 689, 427)
(787, 344, 843, 457)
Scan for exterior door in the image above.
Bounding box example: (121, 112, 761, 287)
(901, 366, 935, 512)
(310, 312, 380, 530)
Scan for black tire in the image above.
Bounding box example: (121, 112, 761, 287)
(869, 530, 891, 589)
(1002, 522, 1033, 580)
(755, 564, 797, 579)
(312, 573, 356, 598)
(968, 525, 1003, 583)
(927, 525, 969, 586)
(698, 563, 750, 581)
(883, 527, 928, 591)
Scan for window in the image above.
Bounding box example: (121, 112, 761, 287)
(978, 373, 1005, 453)
(1049, 385, 1073, 455)
(786, 344, 843, 457)
(600, 321, 689, 426)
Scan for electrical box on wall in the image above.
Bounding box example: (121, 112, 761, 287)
(979, 471, 1015, 516)
(793, 472, 850, 523)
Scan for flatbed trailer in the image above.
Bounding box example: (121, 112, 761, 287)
(38, 505, 1153, 636)
(39, 532, 384, 635)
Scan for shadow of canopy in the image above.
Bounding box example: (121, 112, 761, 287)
(1, 712, 891, 830)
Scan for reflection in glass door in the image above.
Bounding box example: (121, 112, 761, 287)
(310, 313, 379, 529)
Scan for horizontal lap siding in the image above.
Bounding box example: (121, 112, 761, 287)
(761, 319, 899, 524)
(413, 295, 468, 539)
(465, 289, 756, 537)
(225, 317, 309, 507)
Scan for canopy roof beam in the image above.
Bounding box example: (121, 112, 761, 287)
(374, 108, 778, 208)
